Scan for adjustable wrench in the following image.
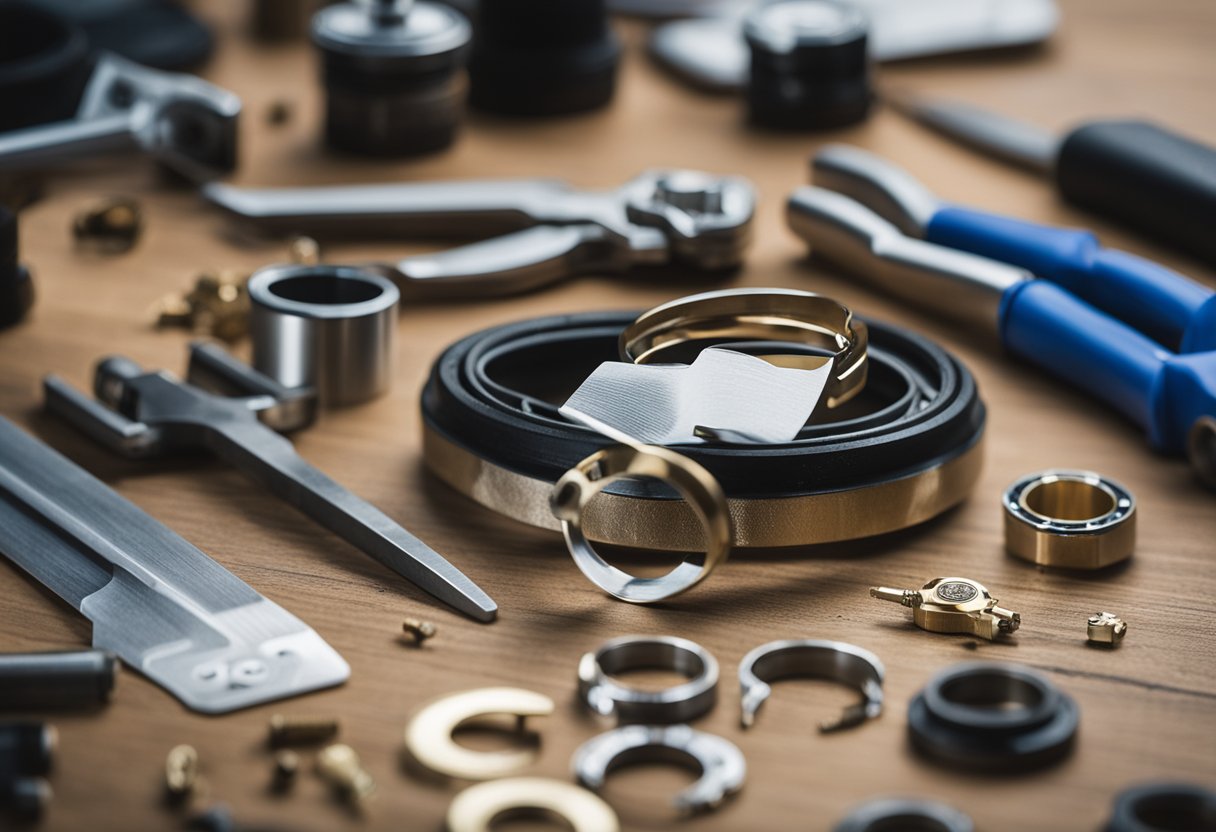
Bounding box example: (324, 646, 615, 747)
(43, 342, 497, 622)
(0, 54, 240, 182)
(203, 169, 755, 297)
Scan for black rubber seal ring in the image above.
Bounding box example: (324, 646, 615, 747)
(908, 662, 1079, 773)
(420, 310, 985, 500)
(1104, 783, 1216, 832)
(833, 798, 974, 832)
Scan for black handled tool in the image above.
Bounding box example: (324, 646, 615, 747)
(892, 93, 1216, 267)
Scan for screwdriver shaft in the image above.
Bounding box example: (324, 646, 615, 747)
(212, 422, 497, 622)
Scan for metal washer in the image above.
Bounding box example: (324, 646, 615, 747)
(578, 635, 718, 724)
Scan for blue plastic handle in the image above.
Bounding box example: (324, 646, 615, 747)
(929, 205, 1216, 353)
(999, 280, 1216, 454)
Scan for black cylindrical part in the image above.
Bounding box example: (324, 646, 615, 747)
(0, 724, 56, 779)
(0, 650, 119, 710)
(312, 0, 472, 156)
(744, 0, 871, 131)
(0, 207, 33, 330)
(0, 2, 91, 134)
(1056, 120, 1216, 268)
(467, 0, 621, 117)
(1104, 783, 1216, 832)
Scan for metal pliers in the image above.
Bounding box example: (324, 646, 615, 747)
(203, 170, 755, 297)
(43, 342, 497, 622)
(786, 147, 1216, 485)
(811, 144, 1216, 354)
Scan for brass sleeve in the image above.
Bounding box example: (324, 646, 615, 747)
(423, 424, 984, 551)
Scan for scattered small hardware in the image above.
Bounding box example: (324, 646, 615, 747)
(164, 745, 200, 804)
(401, 618, 437, 646)
(316, 744, 375, 811)
(72, 196, 143, 253)
(1087, 612, 1128, 647)
(270, 751, 300, 793)
(154, 269, 250, 342)
(268, 715, 340, 748)
(870, 577, 1021, 641)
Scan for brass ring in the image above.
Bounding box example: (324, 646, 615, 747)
(619, 288, 868, 408)
(446, 777, 619, 832)
(1003, 470, 1136, 569)
(550, 444, 732, 602)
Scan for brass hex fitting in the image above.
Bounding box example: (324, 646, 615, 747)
(1003, 470, 1135, 569)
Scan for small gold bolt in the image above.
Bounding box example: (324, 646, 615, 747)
(271, 750, 300, 792)
(289, 236, 320, 266)
(268, 714, 341, 747)
(1087, 611, 1128, 647)
(73, 197, 143, 253)
(164, 744, 199, 803)
(401, 618, 437, 646)
(316, 744, 375, 809)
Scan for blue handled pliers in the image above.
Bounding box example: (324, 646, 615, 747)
(787, 145, 1216, 485)
(812, 144, 1216, 354)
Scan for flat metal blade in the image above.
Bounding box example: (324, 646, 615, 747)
(0, 417, 349, 714)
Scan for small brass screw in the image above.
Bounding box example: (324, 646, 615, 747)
(268, 714, 341, 747)
(401, 618, 437, 646)
(165, 744, 199, 803)
(316, 744, 375, 810)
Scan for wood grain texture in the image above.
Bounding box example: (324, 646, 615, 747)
(1, 1, 1214, 830)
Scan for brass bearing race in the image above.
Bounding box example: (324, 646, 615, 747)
(1003, 470, 1135, 570)
(619, 287, 868, 409)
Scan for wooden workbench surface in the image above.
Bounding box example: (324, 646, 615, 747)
(2, 1, 1213, 829)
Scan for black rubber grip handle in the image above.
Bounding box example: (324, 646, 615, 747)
(1055, 120, 1216, 267)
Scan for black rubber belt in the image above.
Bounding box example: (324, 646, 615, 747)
(421, 310, 985, 503)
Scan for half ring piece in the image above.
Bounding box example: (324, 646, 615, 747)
(619, 288, 868, 408)
(1003, 469, 1136, 569)
(833, 798, 974, 832)
(572, 725, 745, 814)
(578, 636, 718, 724)
(405, 687, 554, 780)
(551, 444, 732, 603)
(738, 640, 884, 732)
(446, 777, 619, 832)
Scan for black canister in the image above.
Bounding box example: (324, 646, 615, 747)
(468, 0, 621, 117)
(744, 0, 871, 131)
(0, 2, 91, 134)
(312, 0, 472, 156)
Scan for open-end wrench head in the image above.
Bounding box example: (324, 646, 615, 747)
(623, 170, 756, 270)
(80, 54, 241, 182)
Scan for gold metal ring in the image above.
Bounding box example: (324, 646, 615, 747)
(423, 424, 983, 550)
(549, 444, 732, 602)
(619, 288, 868, 408)
(446, 777, 619, 832)
(1003, 470, 1136, 569)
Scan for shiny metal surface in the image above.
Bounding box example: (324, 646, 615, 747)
(0, 417, 349, 714)
(405, 687, 554, 780)
(578, 636, 718, 724)
(871, 577, 1020, 641)
(620, 287, 868, 409)
(787, 186, 1028, 336)
(889, 92, 1058, 173)
(1003, 469, 1136, 569)
(572, 725, 746, 814)
(812, 144, 939, 237)
(561, 348, 833, 446)
(248, 264, 399, 407)
(550, 444, 732, 603)
(447, 778, 619, 832)
(203, 170, 755, 297)
(647, 0, 1058, 91)
(43, 343, 496, 623)
(0, 54, 240, 183)
(738, 639, 884, 732)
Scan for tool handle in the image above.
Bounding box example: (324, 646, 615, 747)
(928, 205, 1216, 352)
(1000, 280, 1166, 446)
(1055, 120, 1216, 268)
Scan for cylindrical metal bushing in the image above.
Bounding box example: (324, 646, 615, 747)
(1003, 469, 1136, 569)
(248, 264, 399, 407)
(0, 650, 118, 710)
(312, 0, 472, 156)
(468, 0, 621, 117)
(744, 0, 872, 131)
